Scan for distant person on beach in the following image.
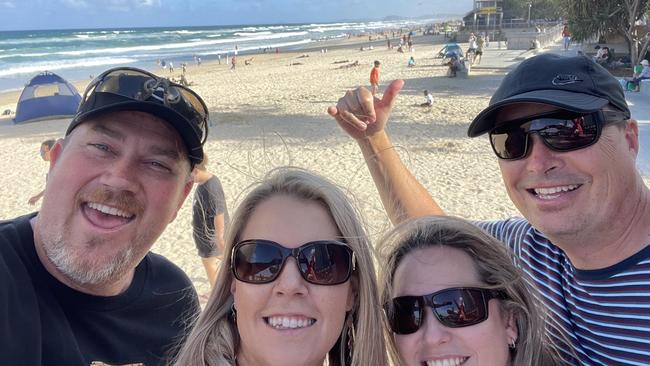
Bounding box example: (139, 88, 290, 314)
(1, 67, 208, 365)
(27, 139, 56, 206)
(370, 60, 381, 96)
(407, 56, 416, 67)
(217, 54, 221, 64)
(328, 54, 650, 365)
(420, 89, 433, 106)
(628, 59, 650, 92)
(446, 53, 463, 77)
(475, 35, 485, 64)
(191, 154, 228, 289)
(562, 25, 571, 51)
(172, 168, 390, 366)
(169, 61, 174, 73)
(231, 55, 237, 70)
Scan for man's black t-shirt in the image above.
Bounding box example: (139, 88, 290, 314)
(0, 213, 200, 365)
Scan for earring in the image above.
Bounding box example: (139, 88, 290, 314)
(508, 338, 516, 350)
(231, 303, 237, 323)
(346, 313, 356, 362)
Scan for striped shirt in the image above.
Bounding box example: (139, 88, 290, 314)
(478, 218, 650, 366)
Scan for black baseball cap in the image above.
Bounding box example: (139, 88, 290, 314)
(467, 54, 630, 137)
(66, 67, 209, 166)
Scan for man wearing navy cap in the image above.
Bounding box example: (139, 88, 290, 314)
(0, 68, 210, 365)
(328, 54, 650, 365)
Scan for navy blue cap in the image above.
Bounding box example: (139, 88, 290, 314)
(467, 54, 631, 137)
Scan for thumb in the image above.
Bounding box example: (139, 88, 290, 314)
(380, 79, 404, 109)
(327, 106, 338, 117)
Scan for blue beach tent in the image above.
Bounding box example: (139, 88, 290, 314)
(14, 72, 81, 124)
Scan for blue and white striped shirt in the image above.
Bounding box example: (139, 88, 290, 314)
(479, 218, 650, 366)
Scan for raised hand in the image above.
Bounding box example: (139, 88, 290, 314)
(327, 79, 404, 140)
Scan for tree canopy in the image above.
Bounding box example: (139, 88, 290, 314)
(503, 0, 649, 63)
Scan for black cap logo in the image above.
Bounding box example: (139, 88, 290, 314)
(552, 74, 583, 86)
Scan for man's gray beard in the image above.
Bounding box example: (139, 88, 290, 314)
(43, 229, 137, 286)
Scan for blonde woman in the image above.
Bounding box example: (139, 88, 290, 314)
(379, 216, 568, 366)
(173, 167, 388, 366)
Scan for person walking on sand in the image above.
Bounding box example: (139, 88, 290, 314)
(370, 60, 381, 96)
(562, 25, 571, 51)
(231, 55, 237, 70)
(191, 154, 229, 289)
(27, 139, 56, 206)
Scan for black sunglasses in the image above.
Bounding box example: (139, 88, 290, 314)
(81, 67, 209, 152)
(386, 287, 504, 335)
(489, 110, 628, 160)
(231, 239, 356, 286)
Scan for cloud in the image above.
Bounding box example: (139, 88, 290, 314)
(61, 0, 88, 8)
(0, 1, 15, 7)
(137, 0, 159, 6)
(59, 0, 159, 11)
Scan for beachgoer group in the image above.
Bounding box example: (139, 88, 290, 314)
(4, 34, 650, 366)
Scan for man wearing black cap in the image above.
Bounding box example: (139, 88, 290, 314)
(328, 54, 650, 365)
(0, 68, 210, 365)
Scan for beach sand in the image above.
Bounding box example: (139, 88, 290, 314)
(1, 36, 646, 296)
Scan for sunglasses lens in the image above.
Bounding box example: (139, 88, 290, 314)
(176, 87, 209, 143)
(536, 115, 597, 151)
(490, 113, 603, 160)
(86, 68, 208, 145)
(431, 288, 489, 327)
(233, 242, 284, 283)
(298, 243, 352, 285)
(490, 127, 528, 159)
(389, 296, 423, 335)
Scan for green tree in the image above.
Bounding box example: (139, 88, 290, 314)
(502, 0, 562, 21)
(563, 0, 650, 65)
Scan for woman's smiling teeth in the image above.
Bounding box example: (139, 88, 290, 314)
(425, 357, 468, 366)
(87, 202, 134, 219)
(265, 316, 316, 329)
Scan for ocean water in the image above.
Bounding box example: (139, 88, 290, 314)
(0, 20, 429, 91)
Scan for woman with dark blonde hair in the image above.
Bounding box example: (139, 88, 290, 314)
(173, 167, 388, 366)
(378, 216, 567, 366)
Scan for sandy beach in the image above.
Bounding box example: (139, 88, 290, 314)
(1, 36, 647, 296)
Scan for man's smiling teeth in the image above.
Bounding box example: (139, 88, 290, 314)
(533, 184, 579, 198)
(266, 316, 315, 329)
(87, 202, 133, 219)
(425, 357, 467, 366)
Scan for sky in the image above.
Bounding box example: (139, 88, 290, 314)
(0, 0, 473, 31)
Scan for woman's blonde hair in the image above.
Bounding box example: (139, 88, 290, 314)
(173, 167, 388, 366)
(377, 216, 565, 366)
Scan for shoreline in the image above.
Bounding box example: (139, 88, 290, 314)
(0, 32, 447, 112)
